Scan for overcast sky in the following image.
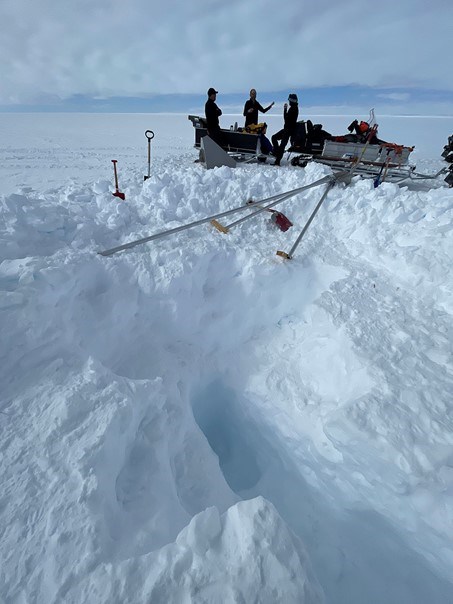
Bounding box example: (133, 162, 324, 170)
(1, 0, 453, 112)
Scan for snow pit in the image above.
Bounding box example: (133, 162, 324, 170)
(192, 381, 263, 492)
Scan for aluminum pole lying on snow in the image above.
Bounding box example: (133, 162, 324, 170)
(98, 175, 336, 256)
(211, 174, 334, 233)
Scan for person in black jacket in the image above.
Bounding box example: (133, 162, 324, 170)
(204, 87, 224, 146)
(243, 89, 274, 128)
(271, 93, 299, 166)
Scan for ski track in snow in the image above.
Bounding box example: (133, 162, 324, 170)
(0, 114, 452, 603)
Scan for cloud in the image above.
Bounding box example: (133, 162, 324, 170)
(378, 93, 411, 102)
(1, 0, 453, 105)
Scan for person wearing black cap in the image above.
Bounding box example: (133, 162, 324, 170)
(205, 88, 224, 146)
(243, 89, 274, 128)
(271, 93, 299, 166)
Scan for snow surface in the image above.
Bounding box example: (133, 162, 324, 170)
(0, 112, 452, 604)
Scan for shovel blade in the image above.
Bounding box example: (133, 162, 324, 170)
(113, 191, 126, 200)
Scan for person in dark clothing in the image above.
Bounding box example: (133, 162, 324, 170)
(259, 124, 273, 155)
(271, 93, 299, 166)
(243, 89, 274, 128)
(204, 87, 224, 147)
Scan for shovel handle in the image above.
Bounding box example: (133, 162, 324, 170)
(145, 131, 154, 177)
(111, 159, 119, 189)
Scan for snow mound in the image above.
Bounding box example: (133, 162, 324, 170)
(67, 497, 324, 604)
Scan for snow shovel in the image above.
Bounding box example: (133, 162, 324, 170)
(144, 130, 155, 181)
(111, 160, 125, 200)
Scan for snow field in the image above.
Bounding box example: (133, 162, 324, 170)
(1, 114, 452, 603)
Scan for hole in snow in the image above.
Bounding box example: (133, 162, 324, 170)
(191, 381, 262, 492)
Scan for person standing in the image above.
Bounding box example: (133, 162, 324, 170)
(205, 87, 223, 146)
(271, 93, 299, 166)
(243, 89, 274, 128)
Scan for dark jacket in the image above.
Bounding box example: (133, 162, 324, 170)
(205, 98, 222, 132)
(283, 104, 299, 132)
(243, 99, 272, 127)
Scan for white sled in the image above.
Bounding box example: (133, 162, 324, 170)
(288, 121, 417, 183)
(310, 140, 415, 183)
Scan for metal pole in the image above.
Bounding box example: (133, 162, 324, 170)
(99, 175, 336, 256)
(277, 179, 336, 259)
(214, 175, 334, 232)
